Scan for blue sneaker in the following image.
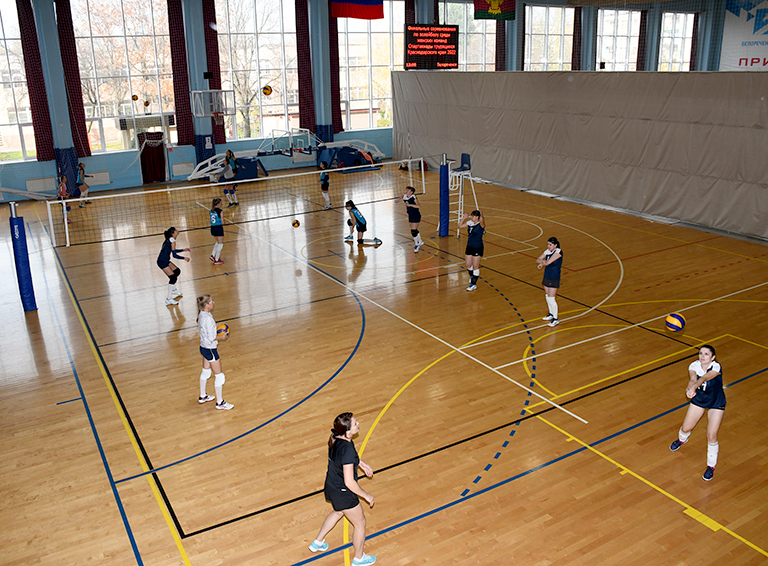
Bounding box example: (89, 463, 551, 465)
(345, 235, 354, 241)
(702, 466, 715, 481)
(352, 555, 377, 565)
(669, 439, 686, 452)
(308, 540, 328, 553)
(373, 238, 382, 245)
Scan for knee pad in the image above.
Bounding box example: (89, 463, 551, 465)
(168, 273, 178, 284)
(200, 368, 212, 380)
(473, 269, 480, 276)
(347, 219, 353, 226)
(223, 188, 229, 195)
(214, 373, 226, 387)
(411, 229, 419, 237)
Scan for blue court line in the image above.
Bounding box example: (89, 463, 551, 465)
(57, 397, 82, 405)
(116, 271, 366, 484)
(30, 223, 144, 565)
(289, 365, 768, 566)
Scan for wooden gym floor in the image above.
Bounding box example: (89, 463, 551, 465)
(1, 168, 767, 566)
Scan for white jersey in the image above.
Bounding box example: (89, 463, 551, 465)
(198, 311, 218, 349)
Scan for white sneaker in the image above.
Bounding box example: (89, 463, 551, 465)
(165, 298, 179, 305)
(548, 318, 559, 327)
(466, 284, 477, 291)
(198, 394, 215, 404)
(172, 291, 183, 299)
(216, 400, 234, 410)
(414, 244, 421, 252)
(345, 235, 354, 241)
(542, 313, 554, 321)
(324, 204, 332, 210)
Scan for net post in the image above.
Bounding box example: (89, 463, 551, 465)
(420, 158, 426, 195)
(9, 202, 37, 311)
(46, 200, 56, 247)
(439, 154, 449, 237)
(64, 200, 71, 247)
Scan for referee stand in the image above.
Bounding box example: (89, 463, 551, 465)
(448, 153, 477, 237)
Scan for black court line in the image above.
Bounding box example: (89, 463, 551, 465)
(181, 353, 697, 537)
(50, 244, 187, 538)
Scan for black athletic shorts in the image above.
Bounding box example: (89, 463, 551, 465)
(542, 278, 560, 289)
(465, 245, 484, 257)
(325, 488, 360, 512)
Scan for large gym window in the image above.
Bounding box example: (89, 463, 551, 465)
(525, 5, 574, 71)
(338, 0, 404, 131)
(596, 9, 641, 71)
(215, 0, 298, 140)
(0, 2, 35, 161)
(658, 12, 695, 71)
(72, 0, 175, 152)
(438, 0, 496, 71)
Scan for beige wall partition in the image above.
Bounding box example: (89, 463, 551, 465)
(392, 71, 768, 240)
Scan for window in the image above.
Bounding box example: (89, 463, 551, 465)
(525, 5, 574, 71)
(659, 12, 695, 71)
(438, 0, 496, 72)
(596, 9, 641, 71)
(73, 0, 175, 152)
(215, 0, 298, 140)
(338, 1, 404, 130)
(0, 1, 36, 161)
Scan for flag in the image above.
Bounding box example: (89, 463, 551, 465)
(331, 0, 384, 20)
(474, 0, 515, 20)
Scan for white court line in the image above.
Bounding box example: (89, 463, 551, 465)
(491, 281, 768, 371)
(234, 222, 589, 425)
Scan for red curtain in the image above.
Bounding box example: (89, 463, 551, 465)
(138, 133, 166, 184)
(167, 0, 194, 145)
(16, 0, 55, 161)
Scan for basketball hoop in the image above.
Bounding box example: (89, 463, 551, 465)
(213, 112, 224, 126)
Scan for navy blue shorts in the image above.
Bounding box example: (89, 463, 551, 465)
(356, 223, 367, 233)
(542, 278, 560, 289)
(200, 347, 220, 361)
(211, 225, 224, 237)
(465, 245, 484, 257)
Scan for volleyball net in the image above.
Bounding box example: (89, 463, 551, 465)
(46, 158, 426, 247)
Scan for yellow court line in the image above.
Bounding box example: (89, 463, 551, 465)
(34, 205, 192, 566)
(538, 416, 768, 558)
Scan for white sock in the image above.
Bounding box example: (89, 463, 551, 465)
(214, 243, 223, 260)
(225, 192, 233, 204)
(233, 193, 239, 203)
(200, 368, 212, 397)
(546, 295, 558, 319)
(417, 233, 424, 245)
(166, 284, 174, 300)
(215, 384, 223, 404)
(707, 441, 719, 468)
(323, 192, 330, 205)
(679, 428, 692, 443)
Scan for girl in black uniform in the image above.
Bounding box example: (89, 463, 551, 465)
(458, 210, 485, 291)
(308, 413, 376, 565)
(402, 186, 424, 252)
(156, 227, 190, 305)
(669, 345, 726, 481)
(536, 237, 563, 327)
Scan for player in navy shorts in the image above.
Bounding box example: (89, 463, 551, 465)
(458, 210, 485, 291)
(402, 186, 424, 252)
(209, 198, 225, 265)
(536, 237, 563, 327)
(669, 344, 726, 481)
